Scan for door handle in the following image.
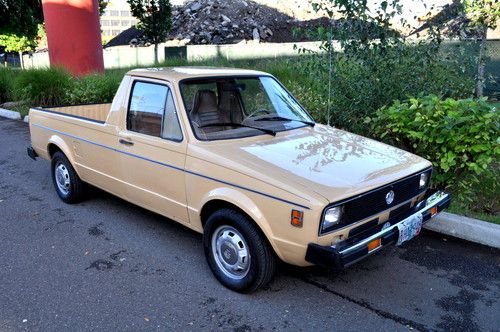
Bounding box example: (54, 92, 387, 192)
(119, 139, 134, 146)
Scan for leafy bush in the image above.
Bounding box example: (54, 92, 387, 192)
(293, 43, 477, 134)
(13, 67, 73, 106)
(461, 165, 498, 213)
(370, 95, 499, 194)
(284, 79, 329, 120)
(65, 73, 121, 105)
(0, 67, 16, 104)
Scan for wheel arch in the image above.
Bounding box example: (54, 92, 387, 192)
(198, 191, 284, 261)
(47, 142, 62, 158)
(46, 136, 78, 171)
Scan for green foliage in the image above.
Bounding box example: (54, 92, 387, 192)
(464, 0, 500, 30)
(0, 0, 109, 37)
(13, 68, 73, 106)
(295, 0, 479, 134)
(0, 33, 36, 53)
(99, 0, 111, 15)
(311, 0, 408, 58)
(127, 0, 172, 63)
(370, 95, 499, 194)
(0, 0, 43, 39)
(462, 0, 500, 97)
(449, 165, 499, 222)
(128, 0, 172, 43)
(294, 43, 476, 134)
(65, 72, 122, 104)
(0, 67, 16, 104)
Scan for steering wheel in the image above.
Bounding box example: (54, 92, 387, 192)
(245, 108, 271, 120)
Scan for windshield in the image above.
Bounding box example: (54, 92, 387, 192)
(180, 76, 314, 141)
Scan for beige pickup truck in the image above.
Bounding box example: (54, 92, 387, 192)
(28, 67, 451, 292)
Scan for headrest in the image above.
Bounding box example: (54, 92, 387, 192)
(191, 89, 217, 115)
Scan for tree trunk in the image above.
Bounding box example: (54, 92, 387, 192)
(154, 43, 158, 65)
(475, 26, 487, 97)
(19, 51, 24, 70)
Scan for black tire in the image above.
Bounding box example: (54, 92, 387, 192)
(51, 151, 86, 204)
(203, 208, 276, 293)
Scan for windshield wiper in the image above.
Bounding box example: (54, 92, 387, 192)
(198, 122, 276, 136)
(254, 116, 315, 127)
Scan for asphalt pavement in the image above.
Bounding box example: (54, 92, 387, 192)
(0, 117, 499, 331)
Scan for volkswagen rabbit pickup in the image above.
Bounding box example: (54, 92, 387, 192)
(27, 67, 451, 292)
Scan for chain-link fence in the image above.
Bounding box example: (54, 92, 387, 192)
(440, 39, 500, 100)
(484, 40, 500, 100)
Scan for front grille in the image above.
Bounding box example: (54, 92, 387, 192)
(344, 174, 422, 223)
(321, 168, 431, 234)
(348, 218, 378, 237)
(347, 202, 413, 239)
(389, 202, 412, 219)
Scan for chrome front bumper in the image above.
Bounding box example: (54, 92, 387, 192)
(305, 190, 451, 269)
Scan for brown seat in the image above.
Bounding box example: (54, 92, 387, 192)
(219, 83, 244, 124)
(190, 90, 225, 128)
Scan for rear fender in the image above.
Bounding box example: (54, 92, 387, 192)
(47, 135, 77, 168)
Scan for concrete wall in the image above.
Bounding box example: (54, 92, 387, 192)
(103, 45, 161, 68)
(185, 41, 323, 61)
(23, 51, 50, 69)
(22, 41, 323, 69)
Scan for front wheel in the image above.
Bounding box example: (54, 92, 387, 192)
(203, 209, 276, 293)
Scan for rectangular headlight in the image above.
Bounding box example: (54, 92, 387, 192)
(321, 206, 343, 234)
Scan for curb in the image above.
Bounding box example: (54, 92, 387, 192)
(425, 212, 500, 249)
(0, 108, 22, 120)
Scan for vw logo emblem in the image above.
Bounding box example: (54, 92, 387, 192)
(385, 190, 395, 205)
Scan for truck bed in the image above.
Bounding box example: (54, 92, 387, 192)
(35, 103, 112, 123)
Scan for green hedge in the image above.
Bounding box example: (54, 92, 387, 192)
(65, 72, 122, 105)
(370, 95, 499, 194)
(13, 68, 73, 106)
(0, 67, 16, 104)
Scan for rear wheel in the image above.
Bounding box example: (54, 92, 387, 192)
(51, 151, 86, 203)
(203, 208, 276, 293)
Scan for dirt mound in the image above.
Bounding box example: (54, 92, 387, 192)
(169, 0, 329, 44)
(106, 0, 330, 47)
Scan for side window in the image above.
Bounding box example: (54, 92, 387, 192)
(162, 90, 183, 141)
(128, 81, 182, 141)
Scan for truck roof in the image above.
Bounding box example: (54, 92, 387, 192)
(127, 66, 270, 82)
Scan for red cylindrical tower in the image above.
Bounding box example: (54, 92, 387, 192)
(42, 0, 104, 76)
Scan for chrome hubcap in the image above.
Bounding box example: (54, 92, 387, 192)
(211, 226, 250, 279)
(55, 162, 70, 195)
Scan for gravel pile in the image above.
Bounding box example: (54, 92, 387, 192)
(106, 0, 330, 47)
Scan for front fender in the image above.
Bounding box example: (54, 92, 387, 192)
(194, 187, 285, 260)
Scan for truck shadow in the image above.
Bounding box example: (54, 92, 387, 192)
(44, 182, 500, 331)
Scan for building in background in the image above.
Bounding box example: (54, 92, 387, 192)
(100, 0, 138, 39)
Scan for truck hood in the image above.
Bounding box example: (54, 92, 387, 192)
(191, 124, 431, 204)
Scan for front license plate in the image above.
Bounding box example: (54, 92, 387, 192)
(396, 213, 423, 246)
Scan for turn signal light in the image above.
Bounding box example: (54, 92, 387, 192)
(367, 238, 381, 251)
(291, 210, 303, 227)
(430, 206, 438, 216)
